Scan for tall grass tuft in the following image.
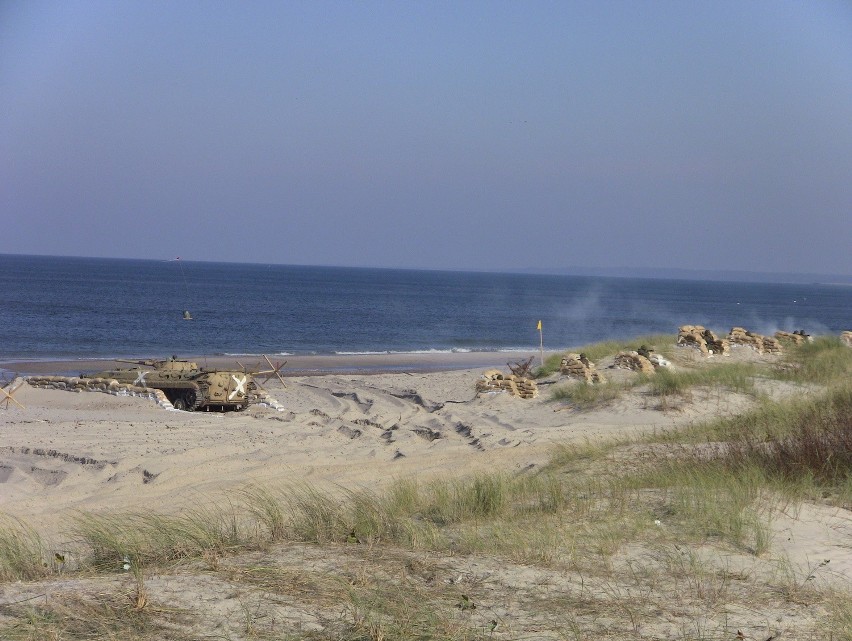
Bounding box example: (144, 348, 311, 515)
(0, 515, 51, 581)
(467, 474, 509, 517)
(641, 362, 758, 399)
(537, 352, 565, 377)
(722, 384, 852, 485)
(551, 380, 627, 408)
(779, 336, 852, 384)
(658, 463, 774, 555)
(281, 483, 351, 544)
(829, 591, 852, 640)
(73, 503, 254, 570)
(239, 484, 287, 541)
(652, 387, 838, 445)
(279, 472, 568, 548)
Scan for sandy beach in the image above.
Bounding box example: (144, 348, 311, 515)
(1, 349, 767, 529)
(0, 352, 639, 526)
(2, 346, 851, 639)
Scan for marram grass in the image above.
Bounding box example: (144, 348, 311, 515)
(550, 379, 628, 408)
(640, 361, 758, 398)
(780, 335, 852, 384)
(72, 503, 255, 570)
(0, 515, 51, 582)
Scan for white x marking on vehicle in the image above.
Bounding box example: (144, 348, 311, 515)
(134, 371, 149, 387)
(229, 375, 247, 400)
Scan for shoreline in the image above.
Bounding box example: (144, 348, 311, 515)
(1, 350, 550, 377)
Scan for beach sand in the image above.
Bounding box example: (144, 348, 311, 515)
(2, 349, 850, 638)
(3, 351, 687, 529)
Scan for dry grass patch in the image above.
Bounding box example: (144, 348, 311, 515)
(0, 583, 192, 641)
(722, 384, 852, 486)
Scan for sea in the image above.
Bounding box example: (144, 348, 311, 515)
(1, 254, 849, 363)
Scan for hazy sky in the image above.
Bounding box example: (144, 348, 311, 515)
(2, 1, 850, 275)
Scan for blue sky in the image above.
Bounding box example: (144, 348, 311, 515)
(1, 1, 850, 275)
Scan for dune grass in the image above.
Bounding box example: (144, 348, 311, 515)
(71, 501, 258, 572)
(232, 462, 780, 563)
(54, 472, 570, 576)
(773, 336, 852, 388)
(0, 516, 52, 582)
(641, 361, 759, 397)
(547, 331, 852, 413)
(718, 383, 852, 489)
(550, 379, 631, 408)
(2, 428, 847, 639)
(4, 383, 849, 580)
(830, 593, 852, 640)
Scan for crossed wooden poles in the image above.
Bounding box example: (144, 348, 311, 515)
(507, 355, 535, 378)
(236, 354, 287, 388)
(1, 378, 25, 409)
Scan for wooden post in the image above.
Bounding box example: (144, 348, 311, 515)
(537, 320, 544, 367)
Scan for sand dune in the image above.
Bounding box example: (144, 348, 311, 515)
(0, 354, 780, 531)
(2, 350, 851, 639)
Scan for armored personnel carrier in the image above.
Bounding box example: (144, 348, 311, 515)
(82, 357, 256, 411)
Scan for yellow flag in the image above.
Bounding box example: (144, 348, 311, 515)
(536, 320, 542, 331)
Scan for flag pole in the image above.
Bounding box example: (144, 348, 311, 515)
(537, 320, 544, 367)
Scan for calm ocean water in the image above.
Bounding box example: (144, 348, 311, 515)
(0, 254, 849, 361)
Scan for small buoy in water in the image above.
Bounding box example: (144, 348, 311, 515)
(183, 310, 192, 320)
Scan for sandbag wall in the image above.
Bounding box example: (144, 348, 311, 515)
(728, 327, 782, 354)
(25, 375, 175, 410)
(613, 351, 655, 374)
(476, 370, 539, 399)
(774, 330, 810, 346)
(560, 353, 606, 382)
(677, 325, 730, 356)
(250, 389, 287, 412)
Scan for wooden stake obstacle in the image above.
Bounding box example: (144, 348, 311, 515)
(236, 355, 287, 388)
(1, 379, 25, 409)
(260, 355, 287, 387)
(507, 356, 535, 378)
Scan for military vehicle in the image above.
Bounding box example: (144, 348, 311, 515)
(82, 357, 256, 411)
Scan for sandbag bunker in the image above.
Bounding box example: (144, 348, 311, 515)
(677, 325, 810, 356)
(677, 325, 730, 355)
(476, 370, 539, 399)
(561, 345, 670, 381)
(560, 353, 606, 382)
